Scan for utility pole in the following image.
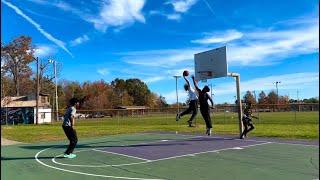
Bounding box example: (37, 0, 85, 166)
(49, 59, 61, 121)
(173, 76, 181, 114)
(36, 57, 39, 125)
(252, 90, 257, 112)
(297, 91, 299, 101)
(208, 83, 215, 98)
(274, 81, 281, 112)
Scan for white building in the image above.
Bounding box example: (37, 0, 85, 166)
(1, 94, 52, 124)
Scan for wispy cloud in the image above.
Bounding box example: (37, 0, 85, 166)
(142, 77, 165, 83)
(97, 68, 110, 75)
(121, 16, 318, 68)
(212, 72, 319, 97)
(149, 10, 181, 20)
(192, 29, 243, 44)
(28, 0, 146, 33)
(167, 0, 198, 13)
(1, 0, 73, 57)
(34, 45, 57, 57)
(70, 34, 90, 46)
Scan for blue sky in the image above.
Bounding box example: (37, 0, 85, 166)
(1, 0, 319, 104)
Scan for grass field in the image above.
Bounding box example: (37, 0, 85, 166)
(1, 111, 319, 143)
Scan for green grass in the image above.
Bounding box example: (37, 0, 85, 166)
(1, 111, 318, 143)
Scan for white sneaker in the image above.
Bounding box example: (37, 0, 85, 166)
(207, 128, 212, 136)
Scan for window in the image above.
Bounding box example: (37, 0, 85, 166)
(41, 113, 45, 119)
(41, 96, 46, 103)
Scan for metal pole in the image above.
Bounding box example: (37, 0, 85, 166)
(54, 61, 59, 121)
(173, 76, 181, 114)
(275, 81, 281, 112)
(228, 73, 243, 138)
(36, 57, 39, 125)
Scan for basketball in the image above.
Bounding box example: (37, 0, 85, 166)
(183, 70, 189, 76)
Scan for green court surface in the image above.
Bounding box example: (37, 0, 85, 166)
(1, 133, 319, 180)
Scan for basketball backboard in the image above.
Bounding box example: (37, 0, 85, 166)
(194, 46, 228, 82)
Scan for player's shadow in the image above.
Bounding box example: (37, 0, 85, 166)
(1, 156, 64, 161)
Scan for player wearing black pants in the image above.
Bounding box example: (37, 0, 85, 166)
(176, 74, 198, 127)
(62, 98, 80, 158)
(191, 75, 214, 136)
(241, 103, 258, 139)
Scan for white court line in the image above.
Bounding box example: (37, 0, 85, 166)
(93, 149, 151, 161)
(36, 133, 318, 179)
(148, 132, 319, 148)
(35, 147, 165, 180)
(49, 141, 271, 168)
(233, 138, 319, 147)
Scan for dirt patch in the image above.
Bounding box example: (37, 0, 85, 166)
(1, 138, 25, 146)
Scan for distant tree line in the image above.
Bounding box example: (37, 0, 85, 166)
(1, 36, 318, 110)
(1, 36, 168, 110)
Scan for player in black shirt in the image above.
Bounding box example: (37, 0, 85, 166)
(191, 75, 214, 136)
(241, 103, 258, 139)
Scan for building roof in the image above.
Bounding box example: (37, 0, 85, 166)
(1, 95, 51, 108)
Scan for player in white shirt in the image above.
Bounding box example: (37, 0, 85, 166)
(176, 74, 198, 127)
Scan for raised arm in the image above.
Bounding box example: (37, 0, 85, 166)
(191, 75, 201, 92)
(183, 74, 191, 88)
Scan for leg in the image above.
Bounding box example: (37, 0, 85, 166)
(176, 103, 193, 121)
(201, 108, 212, 128)
(246, 121, 255, 136)
(63, 126, 78, 154)
(241, 124, 248, 139)
(188, 100, 198, 123)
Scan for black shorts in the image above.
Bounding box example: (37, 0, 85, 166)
(242, 117, 252, 126)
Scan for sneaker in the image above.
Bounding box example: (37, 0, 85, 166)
(176, 114, 181, 121)
(205, 128, 209, 135)
(68, 153, 76, 158)
(207, 128, 212, 136)
(64, 153, 76, 158)
(187, 121, 192, 127)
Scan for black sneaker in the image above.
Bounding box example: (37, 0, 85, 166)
(187, 121, 192, 127)
(207, 128, 212, 136)
(176, 114, 181, 121)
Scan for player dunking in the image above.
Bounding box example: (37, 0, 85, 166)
(176, 72, 198, 127)
(241, 103, 258, 139)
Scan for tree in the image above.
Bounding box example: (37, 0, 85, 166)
(267, 91, 278, 104)
(1, 36, 36, 95)
(258, 91, 268, 104)
(243, 91, 256, 104)
(125, 78, 152, 106)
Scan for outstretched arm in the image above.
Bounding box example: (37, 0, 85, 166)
(183, 74, 191, 88)
(191, 75, 201, 92)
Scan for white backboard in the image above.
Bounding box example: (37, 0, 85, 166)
(194, 46, 228, 81)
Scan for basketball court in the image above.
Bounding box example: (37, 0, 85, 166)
(1, 132, 319, 180)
